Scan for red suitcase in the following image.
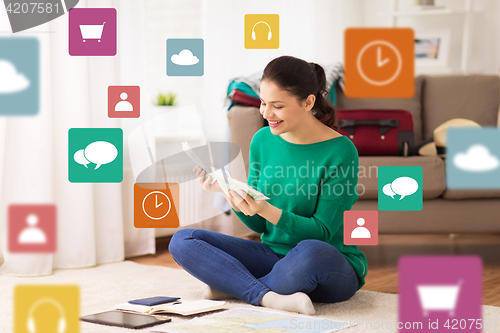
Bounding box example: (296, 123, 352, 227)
(336, 109, 415, 156)
(229, 89, 261, 108)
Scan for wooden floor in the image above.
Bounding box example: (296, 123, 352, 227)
(130, 233, 500, 307)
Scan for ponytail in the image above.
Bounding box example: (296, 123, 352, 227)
(262, 56, 338, 130)
(310, 63, 338, 130)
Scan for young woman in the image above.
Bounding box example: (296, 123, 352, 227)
(169, 56, 367, 315)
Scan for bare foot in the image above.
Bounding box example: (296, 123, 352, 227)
(203, 285, 236, 300)
(260, 291, 315, 315)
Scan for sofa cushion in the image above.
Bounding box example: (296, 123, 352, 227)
(357, 156, 445, 200)
(352, 198, 500, 233)
(227, 105, 265, 238)
(443, 189, 500, 200)
(422, 75, 500, 139)
(336, 76, 424, 143)
(227, 105, 263, 179)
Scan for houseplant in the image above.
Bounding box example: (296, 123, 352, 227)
(155, 92, 177, 107)
(152, 92, 178, 135)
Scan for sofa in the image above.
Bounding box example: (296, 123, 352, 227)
(227, 74, 500, 237)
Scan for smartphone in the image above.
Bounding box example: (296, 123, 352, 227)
(128, 296, 180, 306)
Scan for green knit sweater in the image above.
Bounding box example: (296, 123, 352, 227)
(234, 127, 368, 290)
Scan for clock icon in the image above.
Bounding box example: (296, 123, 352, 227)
(142, 191, 171, 220)
(356, 40, 402, 86)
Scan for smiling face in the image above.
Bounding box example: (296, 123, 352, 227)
(259, 79, 315, 136)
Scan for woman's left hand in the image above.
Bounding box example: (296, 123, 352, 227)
(229, 190, 268, 216)
(229, 190, 282, 224)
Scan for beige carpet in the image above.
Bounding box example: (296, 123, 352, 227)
(1, 261, 498, 332)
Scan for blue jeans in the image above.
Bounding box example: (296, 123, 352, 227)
(169, 228, 359, 306)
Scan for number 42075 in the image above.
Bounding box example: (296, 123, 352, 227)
(444, 319, 485, 330)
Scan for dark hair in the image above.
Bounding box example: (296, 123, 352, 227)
(261, 56, 337, 130)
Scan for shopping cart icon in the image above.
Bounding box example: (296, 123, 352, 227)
(417, 279, 463, 316)
(79, 22, 106, 42)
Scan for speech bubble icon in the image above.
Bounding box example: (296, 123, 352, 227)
(84, 141, 118, 170)
(382, 183, 396, 199)
(74, 149, 90, 168)
(391, 176, 418, 200)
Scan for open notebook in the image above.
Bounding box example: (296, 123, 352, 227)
(114, 300, 226, 316)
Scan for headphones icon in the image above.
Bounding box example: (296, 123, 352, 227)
(27, 298, 66, 333)
(251, 21, 272, 40)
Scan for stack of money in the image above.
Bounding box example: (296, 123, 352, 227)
(182, 141, 269, 201)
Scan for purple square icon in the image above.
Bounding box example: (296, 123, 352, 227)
(69, 8, 117, 56)
(399, 256, 482, 332)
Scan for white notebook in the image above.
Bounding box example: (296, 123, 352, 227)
(114, 299, 226, 316)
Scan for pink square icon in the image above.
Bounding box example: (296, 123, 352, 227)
(108, 86, 140, 118)
(69, 8, 117, 56)
(399, 256, 482, 332)
(8, 204, 57, 253)
(344, 210, 378, 245)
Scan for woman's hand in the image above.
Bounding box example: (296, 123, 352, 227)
(193, 166, 222, 193)
(229, 190, 282, 224)
(227, 190, 266, 214)
(193, 166, 241, 212)
(229, 190, 266, 216)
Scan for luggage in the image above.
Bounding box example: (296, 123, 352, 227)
(336, 109, 415, 156)
(229, 88, 261, 108)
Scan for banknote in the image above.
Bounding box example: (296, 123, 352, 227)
(182, 141, 269, 201)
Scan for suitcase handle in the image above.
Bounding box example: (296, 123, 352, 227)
(338, 119, 399, 135)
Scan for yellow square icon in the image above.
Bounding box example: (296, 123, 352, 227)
(14, 285, 80, 333)
(245, 14, 279, 49)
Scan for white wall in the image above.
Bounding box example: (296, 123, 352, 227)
(361, 0, 500, 74)
(201, 0, 362, 142)
(200, 0, 500, 142)
(144, 0, 203, 113)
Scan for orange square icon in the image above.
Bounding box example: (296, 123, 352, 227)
(345, 28, 414, 98)
(134, 183, 179, 228)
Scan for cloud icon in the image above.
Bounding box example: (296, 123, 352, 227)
(453, 144, 500, 172)
(0, 60, 30, 94)
(171, 49, 199, 66)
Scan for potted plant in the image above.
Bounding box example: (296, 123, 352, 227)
(155, 92, 177, 107)
(152, 92, 177, 134)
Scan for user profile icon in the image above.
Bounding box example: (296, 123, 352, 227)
(344, 210, 378, 245)
(108, 86, 140, 118)
(8, 204, 57, 253)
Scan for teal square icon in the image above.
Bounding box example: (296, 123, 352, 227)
(167, 38, 204, 76)
(0, 37, 39, 115)
(68, 128, 123, 183)
(447, 128, 500, 189)
(378, 166, 422, 211)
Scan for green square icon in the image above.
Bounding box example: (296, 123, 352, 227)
(378, 166, 422, 211)
(69, 128, 123, 183)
